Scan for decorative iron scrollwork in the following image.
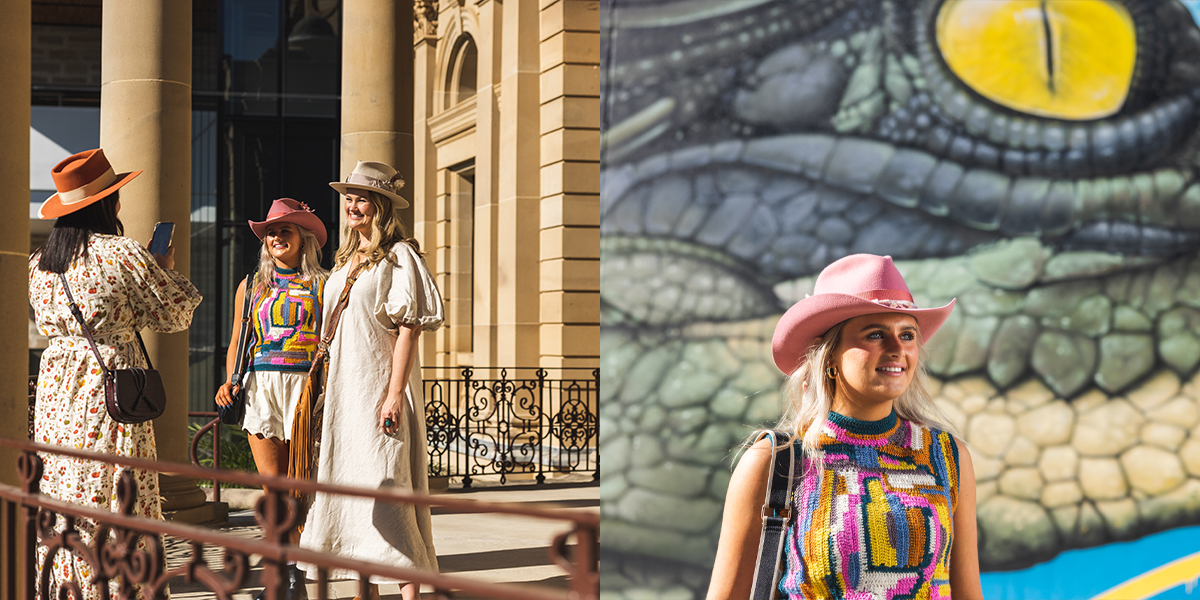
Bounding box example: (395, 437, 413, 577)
(425, 367, 599, 487)
(33, 469, 167, 599)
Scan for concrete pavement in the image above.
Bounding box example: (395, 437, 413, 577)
(167, 475, 598, 599)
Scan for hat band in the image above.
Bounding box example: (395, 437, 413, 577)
(854, 289, 917, 309)
(344, 171, 403, 197)
(346, 172, 385, 190)
(58, 168, 117, 205)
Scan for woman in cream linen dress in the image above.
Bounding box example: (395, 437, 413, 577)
(300, 236, 444, 581)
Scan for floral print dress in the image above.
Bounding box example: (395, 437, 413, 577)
(29, 234, 202, 599)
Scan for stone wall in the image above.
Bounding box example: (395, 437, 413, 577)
(32, 25, 101, 87)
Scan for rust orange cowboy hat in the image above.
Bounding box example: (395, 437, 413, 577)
(38, 149, 142, 219)
(248, 198, 329, 247)
(771, 254, 956, 376)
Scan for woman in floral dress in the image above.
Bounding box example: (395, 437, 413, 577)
(29, 148, 202, 599)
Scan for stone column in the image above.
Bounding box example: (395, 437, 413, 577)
(473, 0, 503, 372)
(0, 0, 31, 492)
(101, 0, 210, 520)
(538, 0, 601, 370)
(413, 4, 443, 367)
(497, 0, 543, 372)
(341, 0, 415, 234)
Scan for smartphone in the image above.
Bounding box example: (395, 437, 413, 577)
(149, 221, 175, 256)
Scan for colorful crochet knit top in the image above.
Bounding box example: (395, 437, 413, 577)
(250, 267, 323, 372)
(779, 410, 960, 600)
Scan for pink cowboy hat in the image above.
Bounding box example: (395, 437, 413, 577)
(771, 254, 956, 375)
(248, 198, 328, 247)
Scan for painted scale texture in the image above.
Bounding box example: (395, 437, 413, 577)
(28, 234, 203, 599)
(780, 412, 960, 600)
(249, 267, 324, 372)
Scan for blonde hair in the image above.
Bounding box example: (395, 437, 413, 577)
(767, 317, 958, 475)
(333, 189, 421, 269)
(253, 225, 328, 299)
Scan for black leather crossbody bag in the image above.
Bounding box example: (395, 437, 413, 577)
(60, 273, 166, 424)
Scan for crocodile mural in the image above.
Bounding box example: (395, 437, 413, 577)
(599, 0, 1200, 596)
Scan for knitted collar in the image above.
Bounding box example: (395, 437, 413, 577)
(828, 409, 898, 437)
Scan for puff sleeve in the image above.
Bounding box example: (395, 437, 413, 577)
(374, 243, 444, 332)
(115, 236, 203, 333)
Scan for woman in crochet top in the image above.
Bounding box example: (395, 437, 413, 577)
(707, 254, 982, 600)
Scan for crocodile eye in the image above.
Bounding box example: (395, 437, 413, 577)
(936, 0, 1137, 120)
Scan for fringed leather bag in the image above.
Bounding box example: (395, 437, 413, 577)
(60, 274, 167, 425)
(288, 260, 370, 505)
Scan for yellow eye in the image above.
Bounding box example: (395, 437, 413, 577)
(936, 0, 1137, 121)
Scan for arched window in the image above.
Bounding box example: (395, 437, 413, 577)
(444, 36, 478, 108)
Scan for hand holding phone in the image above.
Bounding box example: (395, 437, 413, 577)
(149, 222, 175, 256)
(148, 222, 176, 270)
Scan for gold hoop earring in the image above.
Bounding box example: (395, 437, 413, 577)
(826, 366, 838, 379)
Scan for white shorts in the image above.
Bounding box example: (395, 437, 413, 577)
(242, 370, 308, 442)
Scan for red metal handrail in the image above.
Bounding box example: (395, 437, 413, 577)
(187, 411, 223, 502)
(0, 436, 598, 600)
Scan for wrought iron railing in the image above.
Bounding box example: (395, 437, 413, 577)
(422, 367, 599, 487)
(0, 437, 599, 600)
(187, 366, 600, 493)
(188, 411, 228, 501)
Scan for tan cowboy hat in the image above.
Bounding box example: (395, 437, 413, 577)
(248, 198, 329, 247)
(329, 161, 409, 209)
(771, 254, 956, 376)
(39, 149, 142, 219)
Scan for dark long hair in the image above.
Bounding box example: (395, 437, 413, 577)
(35, 193, 124, 273)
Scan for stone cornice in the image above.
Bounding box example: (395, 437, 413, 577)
(429, 95, 478, 144)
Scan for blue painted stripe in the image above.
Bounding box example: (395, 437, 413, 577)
(981, 525, 1200, 600)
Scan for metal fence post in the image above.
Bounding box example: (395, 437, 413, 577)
(593, 368, 600, 481)
(461, 366, 473, 489)
(18, 451, 42, 600)
(537, 369, 547, 485)
(213, 421, 222, 503)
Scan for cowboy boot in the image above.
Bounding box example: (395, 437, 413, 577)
(254, 565, 309, 600)
(286, 564, 310, 600)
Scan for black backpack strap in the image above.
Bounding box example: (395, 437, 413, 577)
(750, 429, 796, 600)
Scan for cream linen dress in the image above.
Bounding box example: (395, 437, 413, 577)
(29, 234, 203, 599)
(300, 242, 444, 579)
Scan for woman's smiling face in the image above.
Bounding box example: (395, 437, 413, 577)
(830, 312, 921, 413)
(345, 191, 376, 237)
(264, 222, 303, 268)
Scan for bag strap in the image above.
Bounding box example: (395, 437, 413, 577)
(749, 429, 797, 600)
(310, 275, 322, 340)
(59, 273, 153, 374)
(230, 273, 256, 387)
(316, 260, 370, 356)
